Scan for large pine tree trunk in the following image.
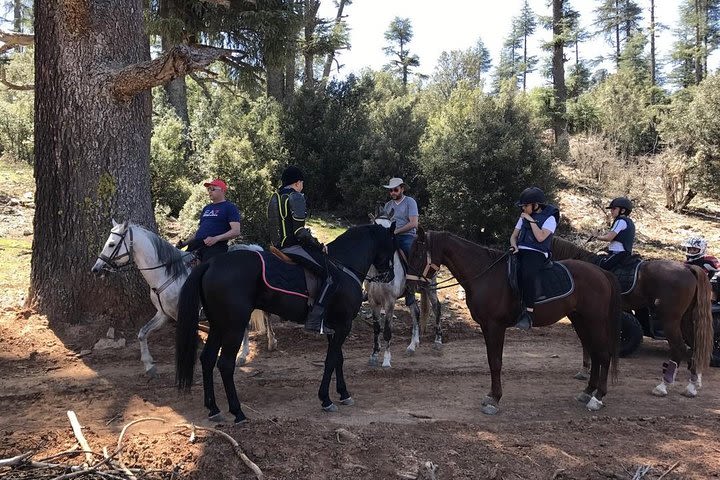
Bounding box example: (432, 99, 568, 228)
(32, 0, 155, 325)
(650, 0, 656, 86)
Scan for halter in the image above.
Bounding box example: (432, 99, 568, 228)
(405, 232, 441, 283)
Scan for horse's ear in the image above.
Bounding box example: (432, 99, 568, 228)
(417, 226, 426, 242)
(369, 212, 375, 222)
(121, 219, 129, 231)
(389, 221, 396, 233)
(112, 218, 119, 227)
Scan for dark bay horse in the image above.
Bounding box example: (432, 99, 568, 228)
(406, 228, 622, 415)
(176, 223, 396, 423)
(552, 237, 713, 398)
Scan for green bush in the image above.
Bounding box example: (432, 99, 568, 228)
(0, 48, 34, 164)
(419, 83, 555, 242)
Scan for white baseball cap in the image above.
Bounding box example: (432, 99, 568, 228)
(383, 177, 405, 189)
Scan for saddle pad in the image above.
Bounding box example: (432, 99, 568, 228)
(256, 251, 308, 298)
(611, 259, 643, 295)
(535, 262, 575, 305)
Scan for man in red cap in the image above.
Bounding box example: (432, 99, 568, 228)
(181, 179, 241, 262)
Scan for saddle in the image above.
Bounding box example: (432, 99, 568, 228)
(606, 255, 643, 295)
(508, 256, 575, 305)
(270, 245, 295, 265)
(256, 250, 319, 306)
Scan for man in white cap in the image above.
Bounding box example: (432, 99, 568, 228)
(382, 177, 419, 305)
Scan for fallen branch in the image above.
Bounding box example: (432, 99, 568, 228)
(657, 461, 680, 480)
(0, 451, 33, 468)
(67, 410, 95, 465)
(177, 424, 263, 479)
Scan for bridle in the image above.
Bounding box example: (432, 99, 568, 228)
(97, 224, 136, 272)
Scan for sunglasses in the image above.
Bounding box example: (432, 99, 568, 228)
(207, 186, 220, 192)
(389, 187, 401, 193)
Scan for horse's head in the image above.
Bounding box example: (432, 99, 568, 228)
(369, 220, 396, 283)
(405, 226, 438, 292)
(91, 219, 133, 275)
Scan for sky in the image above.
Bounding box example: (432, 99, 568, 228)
(319, 0, 701, 89)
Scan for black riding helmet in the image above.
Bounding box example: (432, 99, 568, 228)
(516, 187, 546, 206)
(606, 196, 633, 215)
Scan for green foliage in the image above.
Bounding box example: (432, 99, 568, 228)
(431, 39, 491, 99)
(659, 74, 720, 199)
(150, 90, 192, 215)
(383, 17, 421, 86)
(340, 72, 428, 216)
(419, 84, 555, 242)
(586, 71, 657, 159)
(0, 47, 34, 164)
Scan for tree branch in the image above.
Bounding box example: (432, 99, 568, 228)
(110, 44, 237, 100)
(0, 29, 34, 52)
(0, 69, 34, 90)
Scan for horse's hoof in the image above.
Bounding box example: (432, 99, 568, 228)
(340, 396, 355, 406)
(208, 411, 224, 422)
(432, 341, 443, 351)
(234, 414, 249, 424)
(405, 346, 416, 356)
(368, 355, 379, 367)
(575, 392, 592, 404)
(145, 365, 157, 378)
(322, 403, 339, 413)
(481, 395, 495, 406)
(237, 357, 247, 366)
(652, 383, 669, 397)
(573, 371, 590, 381)
(681, 384, 698, 398)
(586, 396, 604, 411)
(481, 403, 499, 415)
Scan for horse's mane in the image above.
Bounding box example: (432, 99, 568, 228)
(552, 237, 597, 261)
(328, 224, 386, 250)
(432, 231, 507, 260)
(132, 224, 188, 279)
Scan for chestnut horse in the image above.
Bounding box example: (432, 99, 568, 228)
(406, 228, 622, 415)
(552, 237, 713, 398)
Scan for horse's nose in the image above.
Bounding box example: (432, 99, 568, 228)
(91, 260, 103, 274)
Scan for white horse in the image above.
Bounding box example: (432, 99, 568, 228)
(365, 214, 442, 368)
(91, 220, 276, 376)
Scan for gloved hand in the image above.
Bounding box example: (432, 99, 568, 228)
(175, 239, 187, 249)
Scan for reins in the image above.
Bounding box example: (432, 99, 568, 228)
(406, 232, 510, 291)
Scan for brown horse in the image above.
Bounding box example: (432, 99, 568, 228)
(406, 228, 622, 415)
(552, 237, 713, 398)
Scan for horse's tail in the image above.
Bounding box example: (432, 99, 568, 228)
(687, 265, 713, 373)
(176, 261, 211, 391)
(250, 309, 266, 334)
(601, 269, 622, 384)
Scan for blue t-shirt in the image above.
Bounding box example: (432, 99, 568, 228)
(195, 201, 241, 243)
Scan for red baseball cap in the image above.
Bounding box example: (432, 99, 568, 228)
(203, 179, 227, 192)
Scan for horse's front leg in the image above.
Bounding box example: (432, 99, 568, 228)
(481, 321, 507, 415)
(138, 311, 169, 377)
(369, 305, 382, 366)
(428, 286, 443, 349)
(382, 305, 393, 368)
(319, 332, 341, 412)
(199, 331, 223, 420)
(333, 331, 354, 406)
(406, 301, 421, 354)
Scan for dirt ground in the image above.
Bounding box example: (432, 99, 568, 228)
(1, 308, 719, 480)
(1, 159, 720, 479)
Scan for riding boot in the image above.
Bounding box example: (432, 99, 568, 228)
(305, 303, 334, 335)
(515, 310, 534, 331)
(305, 274, 336, 335)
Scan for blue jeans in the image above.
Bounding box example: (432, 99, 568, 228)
(397, 234, 416, 305)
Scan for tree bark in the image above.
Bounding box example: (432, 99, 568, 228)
(303, 0, 320, 87)
(322, 0, 348, 81)
(650, 0, 656, 86)
(552, 0, 569, 156)
(32, 0, 155, 325)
